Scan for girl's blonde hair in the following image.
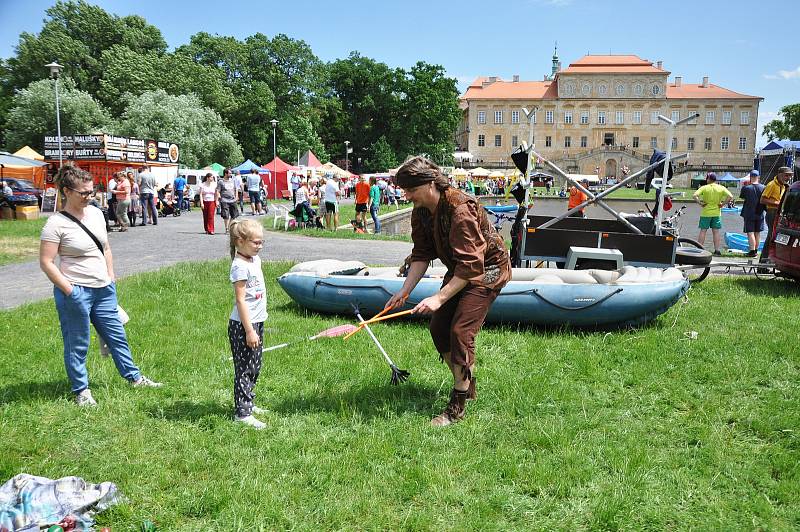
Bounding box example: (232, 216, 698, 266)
(229, 218, 263, 258)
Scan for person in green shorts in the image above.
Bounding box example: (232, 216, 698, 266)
(693, 172, 733, 256)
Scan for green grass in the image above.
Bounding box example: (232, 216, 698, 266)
(264, 203, 412, 242)
(0, 218, 46, 265)
(1, 262, 799, 529)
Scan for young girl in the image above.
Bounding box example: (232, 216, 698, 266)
(227, 219, 268, 429)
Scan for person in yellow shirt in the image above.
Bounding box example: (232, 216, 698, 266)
(759, 166, 793, 263)
(693, 172, 733, 256)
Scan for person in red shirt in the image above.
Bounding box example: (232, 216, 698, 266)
(354, 176, 371, 227)
(567, 179, 589, 218)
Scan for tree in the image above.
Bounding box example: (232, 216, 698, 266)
(763, 104, 800, 141)
(365, 136, 398, 172)
(275, 113, 328, 164)
(4, 77, 114, 152)
(322, 53, 402, 166)
(228, 81, 277, 163)
(7, 1, 166, 97)
(397, 62, 460, 160)
(97, 45, 235, 116)
(117, 90, 242, 167)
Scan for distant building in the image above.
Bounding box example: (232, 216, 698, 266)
(457, 53, 762, 177)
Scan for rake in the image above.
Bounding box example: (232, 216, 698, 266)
(262, 324, 359, 352)
(351, 303, 410, 385)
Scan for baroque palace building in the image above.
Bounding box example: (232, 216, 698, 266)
(456, 53, 762, 179)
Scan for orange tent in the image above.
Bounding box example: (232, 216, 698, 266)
(4, 147, 49, 188)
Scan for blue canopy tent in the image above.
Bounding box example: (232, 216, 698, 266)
(716, 172, 740, 187)
(233, 159, 270, 175)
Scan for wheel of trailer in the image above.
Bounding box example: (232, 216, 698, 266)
(675, 237, 711, 283)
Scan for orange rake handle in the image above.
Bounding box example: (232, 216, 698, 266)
(343, 308, 414, 340)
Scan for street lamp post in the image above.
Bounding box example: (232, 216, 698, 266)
(45, 62, 64, 168)
(271, 119, 278, 199)
(344, 140, 350, 173)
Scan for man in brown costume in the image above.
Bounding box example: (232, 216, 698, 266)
(385, 156, 511, 426)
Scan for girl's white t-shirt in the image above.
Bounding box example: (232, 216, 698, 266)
(229, 255, 267, 323)
(295, 186, 309, 205)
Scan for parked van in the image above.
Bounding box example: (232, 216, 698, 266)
(770, 180, 800, 280)
(178, 168, 218, 206)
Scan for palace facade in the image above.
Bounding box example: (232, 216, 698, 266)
(457, 54, 762, 178)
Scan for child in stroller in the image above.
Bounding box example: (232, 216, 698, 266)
(290, 202, 322, 229)
(157, 184, 180, 217)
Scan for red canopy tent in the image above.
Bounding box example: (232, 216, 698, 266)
(298, 150, 322, 168)
(262, 157, 299, 200)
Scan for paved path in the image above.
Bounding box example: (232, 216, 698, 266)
(0, 209, 412, 310)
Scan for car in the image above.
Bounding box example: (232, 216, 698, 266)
(770, 180, 800, 281)
(0, 178, 42, 209)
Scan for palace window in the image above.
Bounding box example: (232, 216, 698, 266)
(705, 111, 715, 124)
(687, 137, 695, 150)
(740, 111, 750, 125)
(598, 111, 606, 125)
(564, 136, 571, 148)
(478, 134, 485, 147)
(650, 111, 660, 124)
(721, 137, 729, 150)
(739, 137, 747, 150)
(564, 111, 573, 124)
(671, 110, 680, 122)
(580, 111, 589, 124)
(511, 110, 519, 124)
(650, 137, 658, 149)
(495, 135, 502, 147)
(494, 110, 503, 124)
(671, 137, 677, 149)
(580, 136, 588, 148)
(478, 111, 486, 124)
(633, 111, 642, 124)
(512, 135, 518, 147)
(632, 136, 640, 148)
(545, 136, 552, 147)
(722, 111, 731, 125)
(615, 111, 624, 124)
(545, 110, 554, 124)
(704, 137, 712, 150)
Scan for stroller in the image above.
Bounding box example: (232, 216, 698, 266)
(290, 202, 322, 229)
(157, 189, 180, 217)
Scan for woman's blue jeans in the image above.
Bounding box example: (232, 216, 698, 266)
(370, 204, 381, 233)
(54, 283, 141, 393)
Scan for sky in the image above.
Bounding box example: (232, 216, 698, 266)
(2, 0, 798, 147)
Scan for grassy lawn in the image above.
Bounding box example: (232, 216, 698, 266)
(264, 203, 412, 242)
(0, 218, 46, 265)
(1, 261, 798, 529)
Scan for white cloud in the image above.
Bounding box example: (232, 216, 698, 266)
(764, 66, 800, 80)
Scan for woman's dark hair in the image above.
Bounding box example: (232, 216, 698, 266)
(395, 156, 450, 191)
(204, 172, 214, 182)
(54, 164, 93, 194)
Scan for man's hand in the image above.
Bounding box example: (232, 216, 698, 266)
(384, 292, 408, 311)
(412, 295, 443, 315)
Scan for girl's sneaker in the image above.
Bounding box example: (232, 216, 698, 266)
(75, 389, 97, 407)
(235, 415, 265, 429)
(131, 376, 163, 388)
(252, 406, 267, 415)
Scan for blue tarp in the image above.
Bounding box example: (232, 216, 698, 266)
(233, 159, 270, 174)
(716, 172, 739, 182)
(760, 140, 800, 156)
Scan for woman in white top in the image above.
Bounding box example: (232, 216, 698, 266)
(199, 172, 218, 235)
(39, 165, 161, 407)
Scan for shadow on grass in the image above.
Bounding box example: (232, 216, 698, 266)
(734, 276, 800, 296)
(270, 381, 440, 420)
(143, 400, 229, 428)
(0, 379, 72, 405)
